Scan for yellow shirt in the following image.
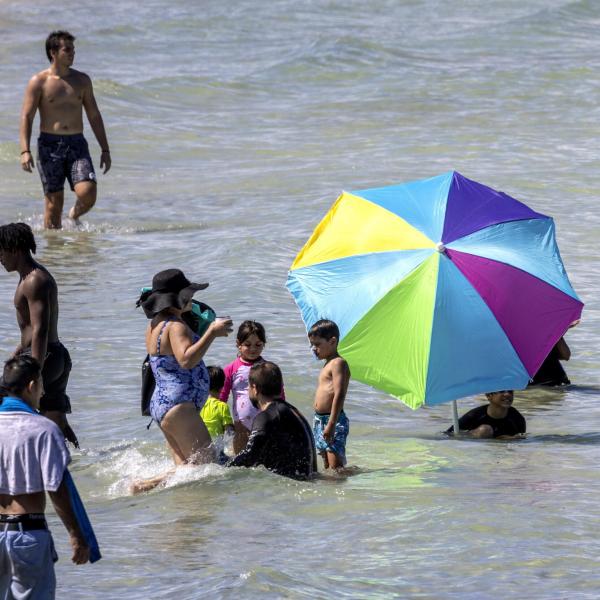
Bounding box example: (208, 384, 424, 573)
(200, 396, 234, 439)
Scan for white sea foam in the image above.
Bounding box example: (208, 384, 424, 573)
(93, 440, 229, 498)
(17, 212, 204, 235)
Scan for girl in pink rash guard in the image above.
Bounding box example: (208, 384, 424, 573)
(220, 321, 284, 453)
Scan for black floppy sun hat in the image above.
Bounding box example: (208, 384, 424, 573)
(138, 269, 208, 318)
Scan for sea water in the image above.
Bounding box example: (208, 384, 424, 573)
(0, 1, 599, 598)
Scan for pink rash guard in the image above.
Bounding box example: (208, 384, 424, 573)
(219, 356, 285, 430)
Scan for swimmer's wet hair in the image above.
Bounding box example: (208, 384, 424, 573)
(249, 361, 283, 399)
(237, 320, 266, 344)
(46, 30, 75, 62)
(207, 365, 225, 392)
(2, 355, 41, 396)
(485, 390, 513, 398)
(0, 223, 36, 254)
(308, 319, 339, 341)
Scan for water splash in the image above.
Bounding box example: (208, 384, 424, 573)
(16, 212, 205, 235)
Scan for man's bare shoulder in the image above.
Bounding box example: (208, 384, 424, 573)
(20, 267, 56, 297)
(28, 69, 51, 89)
(68, 68, 92, 86)
(34, 68, 91, 89)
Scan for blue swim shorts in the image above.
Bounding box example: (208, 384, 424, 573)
(313, 411, 349, 464)
(37, 133, 96, 194)
(0, 526, 58, 598)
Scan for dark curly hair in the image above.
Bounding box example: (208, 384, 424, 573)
(0, 223, 36, 254)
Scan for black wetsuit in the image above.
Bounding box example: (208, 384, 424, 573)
(228, 400, 317, 480)
(530, 346, 570, 386)
(446, 405, 526, 438)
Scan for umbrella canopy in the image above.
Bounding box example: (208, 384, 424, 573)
(286, 171, 584, 409)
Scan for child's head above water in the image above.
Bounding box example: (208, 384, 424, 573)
(236, 320, 266, 362)
(485, 390, 514, 408)
(207, 365, 225, 396)
(308, 319, 339, 361)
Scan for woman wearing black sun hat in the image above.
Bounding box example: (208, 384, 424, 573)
(132, 269, 233, 493)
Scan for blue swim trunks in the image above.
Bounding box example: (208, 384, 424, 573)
(37, 133, 96, 194)
(313, 411, 349, 464)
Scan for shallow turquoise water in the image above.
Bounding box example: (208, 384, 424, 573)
(0, 1, 599, 598)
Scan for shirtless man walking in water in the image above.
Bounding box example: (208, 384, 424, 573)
(19, 30, 111, 229)
(0, 223, 79, 447)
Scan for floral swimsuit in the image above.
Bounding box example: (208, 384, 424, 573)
(149, 319, 209, 424)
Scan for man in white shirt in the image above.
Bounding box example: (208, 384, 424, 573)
(0, 355, 88, 599)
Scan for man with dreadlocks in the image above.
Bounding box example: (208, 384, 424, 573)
(0, 222, 79, 447)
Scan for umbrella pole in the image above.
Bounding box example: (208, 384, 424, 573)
(452, 400, 460, 436)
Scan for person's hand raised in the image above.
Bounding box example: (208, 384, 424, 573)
(211, 317, 233, 337)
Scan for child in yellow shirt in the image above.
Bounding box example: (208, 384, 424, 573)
(201, 366, 234, 448)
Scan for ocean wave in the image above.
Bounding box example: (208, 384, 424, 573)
(95, 75, 269, 116)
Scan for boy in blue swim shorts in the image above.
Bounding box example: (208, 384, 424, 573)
(308, 320, 351, 470)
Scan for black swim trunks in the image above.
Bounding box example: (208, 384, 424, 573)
(20, 342, 73, 413)
(37, 133, 96, 195)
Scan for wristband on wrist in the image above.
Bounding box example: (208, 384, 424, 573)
(101, 149, 110, 153)
(20, 150, 30, 155)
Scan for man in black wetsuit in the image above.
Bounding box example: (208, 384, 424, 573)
(446, 390, 526, 439)
(530, 336, 572, 386)
(0, 223, 78, 447)
(530, 320, 579, 387)
(228, 362, 317, 480)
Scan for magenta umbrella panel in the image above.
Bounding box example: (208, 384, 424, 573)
(287, 171, 584, 408)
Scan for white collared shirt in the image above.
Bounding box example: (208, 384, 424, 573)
(0, 412, 70, 494)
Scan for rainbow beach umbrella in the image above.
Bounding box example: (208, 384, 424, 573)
(286, 171, 583, 410)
